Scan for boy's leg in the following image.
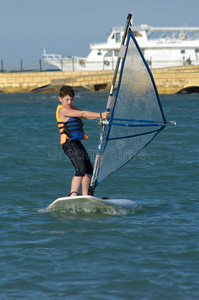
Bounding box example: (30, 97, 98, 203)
(62, 141, 84, 196)
(82, 174, 92, 195)
(67, 141, 93, 195)
(70, 176, 83, 196)
(62, 140, 93, 196)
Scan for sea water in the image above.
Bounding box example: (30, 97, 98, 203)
(0, 92, 199, 299)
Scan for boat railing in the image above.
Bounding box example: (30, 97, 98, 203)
(43, 52, 86, 63)
(43, 55, 118, 71)
(147, 30, 199, 41)
(43, 54, 62, 62)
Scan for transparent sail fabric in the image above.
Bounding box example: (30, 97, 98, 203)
(96, 32, 166, 185)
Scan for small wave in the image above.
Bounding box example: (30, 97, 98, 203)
(36, 205, 140, 216)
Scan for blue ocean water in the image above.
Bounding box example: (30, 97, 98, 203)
(0, 92, 199, 299)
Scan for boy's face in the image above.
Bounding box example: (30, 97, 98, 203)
(59, 95, 74, 108)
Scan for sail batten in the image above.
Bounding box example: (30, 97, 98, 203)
(110, 122, 165, 127)
(112, 118, 165, 123)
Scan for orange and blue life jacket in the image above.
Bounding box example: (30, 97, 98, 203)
(56, 105, 88, 145)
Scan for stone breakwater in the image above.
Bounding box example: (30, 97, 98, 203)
(0, 66, 199, 94)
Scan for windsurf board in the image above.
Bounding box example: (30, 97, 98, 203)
(47, 195, 136, 211)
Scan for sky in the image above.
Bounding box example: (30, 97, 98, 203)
(1, 0, 199, 68)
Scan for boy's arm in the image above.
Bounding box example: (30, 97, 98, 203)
(60, 108, 109, 121)
(81, 111, 109, 120)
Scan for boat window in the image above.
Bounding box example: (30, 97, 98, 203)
(195, 49, 199, 59)
(114, 50, 119, 57)
(111, 34, 115, 39)
(181, 50, 185, 54)
(97, 51, 102, 56)
(116, 33, 120, 43)
(105, 51, 113, 57)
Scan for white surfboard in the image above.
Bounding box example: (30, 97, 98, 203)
(47, 195, 136, 211)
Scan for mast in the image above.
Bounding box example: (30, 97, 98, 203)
(89, 14, 132, 195)
(109, 13, 132, 97)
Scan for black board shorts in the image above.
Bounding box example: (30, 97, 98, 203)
(62, 140, 93, 177)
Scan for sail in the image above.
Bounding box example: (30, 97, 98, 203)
(91, 30, 168, 188)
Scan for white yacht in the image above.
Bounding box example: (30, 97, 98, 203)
(43, 24, 199, 71)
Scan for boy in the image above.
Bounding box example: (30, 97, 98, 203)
(56, 85, 109, 196)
